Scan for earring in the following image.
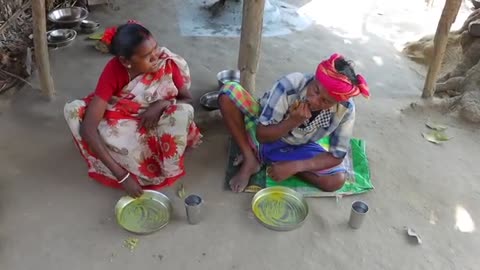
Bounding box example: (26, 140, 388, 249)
(127, 65, 132, 69)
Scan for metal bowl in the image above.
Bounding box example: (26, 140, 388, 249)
(115, 190, 172, 234)
(47, 29, 77, 48)
(80, 20, 100, 34)
(217, 69, 240, 88)
(200, 91, 220, 110)
(81, 19, 100, 28)
(48, 7, 89, 28)
(251, 186, 309, 231)
(49, 29, 66, 41)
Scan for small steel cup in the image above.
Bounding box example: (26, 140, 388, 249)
(185, 194, 203, 225)
(348, 200, 369, 229)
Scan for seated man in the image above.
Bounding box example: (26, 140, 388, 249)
(218, 53, 369, 192)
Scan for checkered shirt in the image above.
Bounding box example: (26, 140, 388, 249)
(257, 73, 355, 159)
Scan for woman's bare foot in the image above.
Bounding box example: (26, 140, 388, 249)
(229, 154, 260, 193)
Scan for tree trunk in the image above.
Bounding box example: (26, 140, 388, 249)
(32, 0, 55, 98)
(422, 0, 462, 98)
(237, 0, 265, 93)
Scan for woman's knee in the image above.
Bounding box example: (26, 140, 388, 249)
(161, 103, 194, 127)
(174, 103, 194, 114)
(64, 100, 86, 120)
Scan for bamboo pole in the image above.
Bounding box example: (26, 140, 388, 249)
(237, 0, 265, 93)
(32, 0, 55, 98)
(422, 0, 461, 98)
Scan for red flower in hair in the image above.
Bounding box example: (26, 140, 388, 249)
(100, 20, 143, 46)
(101, 27, 117, 45)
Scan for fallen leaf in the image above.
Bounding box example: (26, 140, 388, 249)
(422, 130, 452, 144)
(94, 41, 110, 54)
(425, 121, 447, 131)
(177, 184, 186, 199)
(123, 237, 139, 252)
(88, 31, 104, 40)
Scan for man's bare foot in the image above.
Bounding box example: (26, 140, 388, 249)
(229, 155, 260, 193)
(267, 161, 302, 182)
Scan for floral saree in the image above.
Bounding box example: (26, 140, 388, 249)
(64, 47, 202, 189)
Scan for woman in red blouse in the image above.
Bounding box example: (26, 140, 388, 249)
(64, 22, 202, 197)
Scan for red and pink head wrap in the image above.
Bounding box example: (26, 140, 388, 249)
(315, 53, 370, 102)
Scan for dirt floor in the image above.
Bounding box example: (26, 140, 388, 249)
(1, 0, 479, 269)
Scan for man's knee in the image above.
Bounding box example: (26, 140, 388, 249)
(218, 94, 237, 113)
(218, 93, 230, 105)
(318, 173, 346, 192)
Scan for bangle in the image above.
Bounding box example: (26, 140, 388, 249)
(118, 172, 130, 184)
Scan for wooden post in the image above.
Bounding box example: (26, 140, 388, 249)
(422, 0, 461, 98)
(32, 0, 55, 98)
(237, 0, 265, 93)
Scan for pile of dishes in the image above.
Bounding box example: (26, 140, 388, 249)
(46, 7, 100, 48)
(199, 69, 241, 111)
(46, 29, 77, 48)
(80, 20, 100, 34)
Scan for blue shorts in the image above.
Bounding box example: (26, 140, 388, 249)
(259, 140, 346, 176)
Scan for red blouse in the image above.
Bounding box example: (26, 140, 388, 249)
(94, 57, 185, 101)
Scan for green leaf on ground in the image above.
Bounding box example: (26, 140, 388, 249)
(422, 130, 452, 144)
(88, 31, 104, 40)
(425, 121, 447, 131)
(177, 183, 186, 199)
(123, 237, 139, 252)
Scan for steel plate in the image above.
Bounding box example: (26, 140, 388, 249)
(251, 186, 308, 231)
(47, 29, 77, 48)
(115, 190, 172, 234)
(199, 91, 219, 110)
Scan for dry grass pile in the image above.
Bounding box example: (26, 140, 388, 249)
(0, 0, 77, 93)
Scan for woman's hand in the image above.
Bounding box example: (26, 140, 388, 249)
(139, 100, 171, 130)
(121, 176, 144, 198)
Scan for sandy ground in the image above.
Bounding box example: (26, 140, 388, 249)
(1, 0, 480, 269)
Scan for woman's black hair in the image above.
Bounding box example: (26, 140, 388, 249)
(110, 23, 151, 59)
(334, 57, 359, 85)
